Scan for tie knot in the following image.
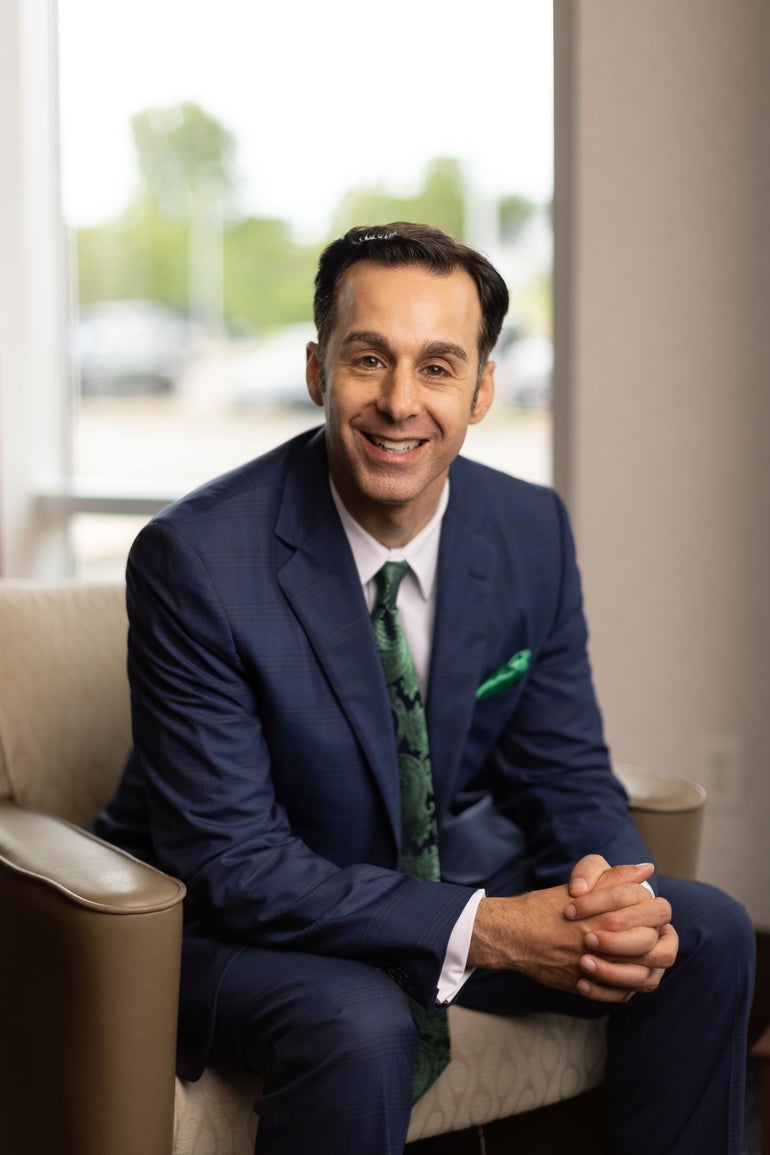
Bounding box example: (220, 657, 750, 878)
(373, 561, 410, 615)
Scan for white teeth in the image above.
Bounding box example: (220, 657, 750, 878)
(372, 437, 421, 453)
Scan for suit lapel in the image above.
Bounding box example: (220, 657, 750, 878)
(274, 434, 401, 839)
(426, 475, 497, 814)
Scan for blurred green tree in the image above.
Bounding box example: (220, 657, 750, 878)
(498, 193, 538, 242)
(129, 102, 238, 331)
(76, 197, 189, 309)
(224, 217, 317, 333)
(130, 102, 237, 219)
(330, 158, 466, 239)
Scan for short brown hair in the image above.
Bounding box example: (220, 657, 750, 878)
(313, 222, 509, 365)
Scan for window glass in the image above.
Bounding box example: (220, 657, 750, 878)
(58, 0, 553, 577)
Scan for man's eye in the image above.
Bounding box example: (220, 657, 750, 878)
(423, 364, 448, 377)
(354, 355, 382, 369)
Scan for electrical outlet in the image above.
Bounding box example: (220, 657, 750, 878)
(700, 734, 745, 807)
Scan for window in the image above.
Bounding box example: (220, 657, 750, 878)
(1, 0, 553, 578)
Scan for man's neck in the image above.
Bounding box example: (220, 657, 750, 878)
(329, 475, 449, 551)
(330, 475, 448, 549)
(336, 497, 433, 549)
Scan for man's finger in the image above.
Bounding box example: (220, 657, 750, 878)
(568, 854, 611, 896)
(568, 860, 654, 901)
(566, 886, 671, 925)
(578, 954, 665, 993)
(584, 925, 660, 957)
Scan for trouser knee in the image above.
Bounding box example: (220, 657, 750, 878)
(213, 950, 420, 1092)
(661, 877, 754, 962)
(294, 968, 419, 1074)
(655, 875, 755, 1016)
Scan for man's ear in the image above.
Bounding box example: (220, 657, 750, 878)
(306, 342, 325, 408)
(469, 360, 495, 424)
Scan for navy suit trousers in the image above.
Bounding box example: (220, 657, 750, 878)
(209, 876, 755, 1155)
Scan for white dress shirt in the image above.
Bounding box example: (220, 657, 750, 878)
(330, 480, 482, 1003)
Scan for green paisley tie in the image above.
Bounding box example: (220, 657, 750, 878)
(371, 561, 450, 1101)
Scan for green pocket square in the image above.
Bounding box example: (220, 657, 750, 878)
(476, 649, 531, 699)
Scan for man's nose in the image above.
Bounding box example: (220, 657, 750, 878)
(376, 363, 418, 420)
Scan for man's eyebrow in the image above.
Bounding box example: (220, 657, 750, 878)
(422, 341, 469, 363)
(340, 332, 469, 363)
(340, 330, 389, 350)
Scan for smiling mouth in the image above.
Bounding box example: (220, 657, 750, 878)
(366, 434, 424, 454)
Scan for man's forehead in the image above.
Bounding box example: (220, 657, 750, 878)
(334, 261, 481, 320)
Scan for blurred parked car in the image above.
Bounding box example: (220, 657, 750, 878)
(492, 327, 552, 408)
(74, 299, 201, 396)
(227, 322, 318, 408)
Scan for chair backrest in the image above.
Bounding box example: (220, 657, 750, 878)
(0, 581, 130, 826)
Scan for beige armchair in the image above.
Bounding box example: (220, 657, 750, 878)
(0, 581, 707, 1155)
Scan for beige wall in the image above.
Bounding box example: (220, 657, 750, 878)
(554, 1, 770, 924)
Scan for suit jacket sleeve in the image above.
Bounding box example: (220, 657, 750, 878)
(124, 518, 472, 1006)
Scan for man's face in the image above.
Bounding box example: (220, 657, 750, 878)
(306, 261, 494, 544)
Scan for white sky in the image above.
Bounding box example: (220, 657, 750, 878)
(57, 0, 553, 242)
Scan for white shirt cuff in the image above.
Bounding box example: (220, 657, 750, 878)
(436, 889, 485, 1004)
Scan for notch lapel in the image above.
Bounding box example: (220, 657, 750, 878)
(426, 492, 497, 814)
(275, 435, 401, 842)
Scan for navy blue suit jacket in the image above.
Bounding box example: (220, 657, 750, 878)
(95, 426, 650, 1078)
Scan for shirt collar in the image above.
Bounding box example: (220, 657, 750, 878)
(329, 478, 449, 601)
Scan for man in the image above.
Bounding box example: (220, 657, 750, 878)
(95, 223, 754, 1154)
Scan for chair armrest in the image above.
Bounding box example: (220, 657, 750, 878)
(615, 763, 707, 879)
(0, 799, 186, 1155)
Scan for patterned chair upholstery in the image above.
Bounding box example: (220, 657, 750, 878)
(0, 581, 706, 1154)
